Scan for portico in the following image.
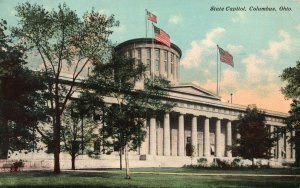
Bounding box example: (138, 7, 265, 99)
(138, 83, 294, 162)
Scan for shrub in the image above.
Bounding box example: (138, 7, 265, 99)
(197, 158, 208, 167)
(231, 157, 242, 168)
(211, 158, 231, 169)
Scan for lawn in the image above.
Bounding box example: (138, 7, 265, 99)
(0, 169, 299, 188)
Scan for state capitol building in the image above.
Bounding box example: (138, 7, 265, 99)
(10, 38, 295, 168)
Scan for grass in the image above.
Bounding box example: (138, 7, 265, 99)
(0, 168, 299, 188)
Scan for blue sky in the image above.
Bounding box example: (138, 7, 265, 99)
(1, 0, 300, 113)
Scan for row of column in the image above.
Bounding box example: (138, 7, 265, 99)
(148, 113, 232, 157)
(147, 113, 295, 160)
(270, 125, 295, 160)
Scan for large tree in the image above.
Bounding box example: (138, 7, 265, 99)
(281, 61, 300, 166)
(61, 95, 98, 170)
(12, 3, 118, 173)
(0, 19, 48, 159)
(87, 53, 173, 179)
(234, 106, 275, 167)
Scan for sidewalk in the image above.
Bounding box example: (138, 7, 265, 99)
(62, 169, 300, 177)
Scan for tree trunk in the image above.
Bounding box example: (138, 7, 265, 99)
(71, 154, 76, 170)
(119, 148, 123, 170)
(295, 131, 300, 167)
(125, 144, 130, 179)
(0, 119, 9, 159)
(53, 105, 61, 174)
(251, 158, 255, 169)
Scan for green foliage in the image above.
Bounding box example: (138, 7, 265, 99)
(280, 61, 300, 100)
(61, 96, 99, 169)
(12, 2, 118, 173)
(283, 100, 300, 166)
(0, 19, 48, 159)
(197, 158, 208, 167)
(234, 106, 275, 163)
(280, 61, 300, 166)
(88, 52, 174, 153)
(231, 157, 243, 168)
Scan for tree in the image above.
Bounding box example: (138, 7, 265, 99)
(234, 106, 275, 167)
(0, 19, 48, 159)
(87, 52, 173, 179)
(284, 100, 300, 166)
(12, 3, 118, 174)
(280, 61, 300, 166)
(61, 96, 98, 170)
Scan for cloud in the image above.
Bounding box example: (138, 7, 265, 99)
(169, 15, 183, 25)
(202, 27, 225, 48)
(181, 27, 225, 68)
(261, 30, 291, 59)
(220, 69, 240, 88)
(180, 41, 203, 68)
(226, 44, 243, 54)
(113, 24, 126, 33)
(242, 55, 265, 84)
(295, 0, 300, 4)
(296, 23, 300, 32)
(98, 9, 111, 15)
(231, 12, 246, 23)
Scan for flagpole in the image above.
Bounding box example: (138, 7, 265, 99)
(219, 49, 222, 95)
(216, 45, 219, 95)
(145, 9, 147, 38)
(152, 24, 154, 79)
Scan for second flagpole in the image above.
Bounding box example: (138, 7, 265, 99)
(216, 45, 219, 95)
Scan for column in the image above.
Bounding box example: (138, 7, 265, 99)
(191, 116, 198, 156)
(163, 113, 170, 156)
(292, 130, 296, 160)
(178, 114, 184, 156)
(204, 117, 210, 157)
(270, 125, 275, 158)
(277, 127, 283, 160)
(215, 119, 221, 157)
(149, 116, 156, 155)
(99, 120, 104, 154)
(226, 120, 232, 157)
(139, 120, 148, 155)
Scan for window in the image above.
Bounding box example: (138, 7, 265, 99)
(170, 53, 174, 74)
(155, 49, 160, 72)
(137, 48, 142, 64)
(129, 49, 133, 58)
(164, 50, 168, 73)
(146, 48, 151, 70)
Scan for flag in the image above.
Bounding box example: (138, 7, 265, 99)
(218, 46, 234, 67)
(153, 25, 171, 47)
(146, 10, 157, 23)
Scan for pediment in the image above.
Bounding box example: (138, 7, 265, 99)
(170, 83, 220, 100)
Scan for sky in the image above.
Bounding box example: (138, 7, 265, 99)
(1, 0, 300, 113)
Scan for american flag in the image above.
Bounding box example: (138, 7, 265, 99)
(218, 46, 234, 67)
(153, 25, 170, 47)
(147, 10, 157, 23)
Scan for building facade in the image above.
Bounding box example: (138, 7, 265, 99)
(115, 38, 295, 164)
(6, 38, 294, 169)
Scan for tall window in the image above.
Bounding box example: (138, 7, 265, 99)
(146, 48, 151, 70)
(155, 49, 160, 72)
(164, 50, 168, 73)
(129, 49, 133, 58)
(176, 56, 179, 79)
(137, 48, 142, 64)
(171, 53, 174, 74)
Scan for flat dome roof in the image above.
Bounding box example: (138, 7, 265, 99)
(115, 38, 182, 58)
